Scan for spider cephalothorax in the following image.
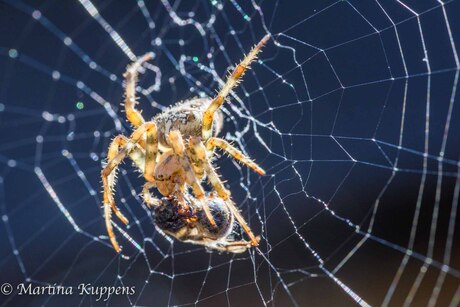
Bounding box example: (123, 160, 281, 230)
(101, 34, 269, 253)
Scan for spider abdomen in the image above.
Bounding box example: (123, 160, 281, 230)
(153, 98, 223, 146)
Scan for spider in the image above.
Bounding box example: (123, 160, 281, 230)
(101, 34, 269, 253)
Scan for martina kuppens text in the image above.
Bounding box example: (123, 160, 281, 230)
(15, 283, 135, 301)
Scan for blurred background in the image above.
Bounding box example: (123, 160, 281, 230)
(0, 0, 459, 306)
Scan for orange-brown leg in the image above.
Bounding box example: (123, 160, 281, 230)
(186, 137, 261, 245)
(103, 136, 130, 224)
(142, 182, 159, 207)
(124, 52, 154, 127)
(143, 122, 158, 182)
(101, 122, 156, 252)
(204, 162, 259, 246)
(186, 136, 206, 179)
(202, 34, 270, 140)
(168, 131, 217, 228)
(102, 135, 131, 253)
(206, 137, 265, 175)
(214, 237, 261, 253)
(191, 235, 260, 253)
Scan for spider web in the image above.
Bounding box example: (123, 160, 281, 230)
(1, 0, 459, 306)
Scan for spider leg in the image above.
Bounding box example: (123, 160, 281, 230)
(185, 234, 259, 253)
(143, 122, 158, 182)
(206, 137, 265, 175)
(124, 52, 154, 127)
(186, 136, 206, 179)
(187, 137, 260, 246)
(203, 162, 260, 246)
(142, 182, 160, 207)
(202, 34, 270, 140)
(103, 136, 131, 225)
(213, 238, 261, 253)
(189, 139, 229, 198)
(101, 122, 155, 252)
(103, 137, 139, 252)
(167, 130, 217, 228)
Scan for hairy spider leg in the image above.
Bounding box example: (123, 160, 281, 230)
(202, 34, 270, 140)
(213, 239, 260, 253)
(103, 135, 141, 252)
(204, 162, 260, 246)
(168, 130, 217, 228)
(144, 122, 158, 182)
(186, 136, 207, 179)
(206, 137, 265, 175)
(102, 122, 156, 253)
(188, 138, 232, 198)
(183, 234, 258, 253)
(142, 182, 159, 207)
(124, 52, 154, 127)
(187, 136, 260, 246)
